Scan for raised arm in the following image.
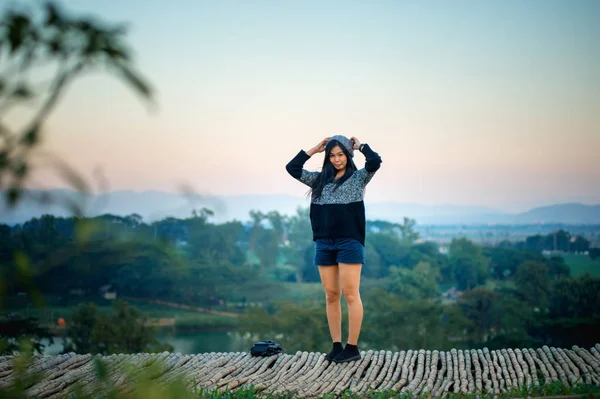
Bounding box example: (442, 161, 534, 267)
(350, 136, 382, 185)
(285, 137, 329, 187)
(360, 143, 382, 173)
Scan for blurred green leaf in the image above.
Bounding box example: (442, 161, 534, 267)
(15, 251, 32, 279)
(12, 161, 27, 178)
(7, 187, 22, 206)
(44, 2, 61, 26)
(48, 38, 61, 54)
(76, 20, 93, 33)
(75, 219, 101, 244)
(20, 47, 36, 70)
(84, 31, 102, 56)
(8, 13, 30, 54)
(66, 200, 85, 218)
(12, 84, 33, 99)
(0, 150, 8, 169)
(0, 278, 5, 309)
(103, 42, 129, 61)
(107, 23, 129, 36)
(94, 357, 109, 381)
(116, 62, 152, 99)
(12, 251, 45, 308)
(20, 126, 39, 147)
(51, 157, 90, 194)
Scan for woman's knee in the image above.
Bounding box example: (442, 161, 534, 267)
(324, 289, 341, 304)
(342, 288, 360, 305)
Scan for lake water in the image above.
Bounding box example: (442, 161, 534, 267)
(43, 331, 250, 355)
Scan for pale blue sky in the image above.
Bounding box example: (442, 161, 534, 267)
(6, 0, 600, 212)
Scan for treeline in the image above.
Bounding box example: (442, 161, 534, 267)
(0, 210, 284, 308)
(1, 211, 599, 354)
(0, 212, 454, 302)
(497, 229, 592, 253)
(1, 213, 595, 291)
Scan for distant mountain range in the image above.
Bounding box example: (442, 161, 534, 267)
(1, 189, 599, 225)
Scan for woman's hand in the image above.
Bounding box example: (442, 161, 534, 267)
(307, 137, 330, 156)
(350, 136, 361, 150)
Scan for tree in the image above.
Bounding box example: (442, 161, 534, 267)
(112, 241, 180, 300)
(212, 221, 246, 265)
(570, 236, 590, 253)
(248, 210, 265, 255)
(282, 208, 313, 282)
(387, 262, 440, 300)
(536, 274, 600, 347)
(62, 303, 98, 354)
(545, 256, 570, 281)
(362, 289, 450, 351)
(265, 211, 286, 244)
(398, 217, 419, 243)
(544, 230, 571, 252)
(549, 274, 600, 319)
(514, 261, 550, 308)
(524, 235, 545, 252)
(408, 242, 444, 268)
(457, 287, 530, 347)
(191, 208, 214, 222)
(63, 300, 172, 355)
(124, 213, 143, 228)
(367, 220, 400, 234)
(186, 212, 245, 266)
(362, 243, 383, 279)
(483, 246, 542, 280)
(457, 288, 498, 344)
(253, 228, 280, 270)
(367, 231, 411, 276)
(300, 243, 319, 283)
(448, 238, 489, 290)
(245, 210, 280, 270)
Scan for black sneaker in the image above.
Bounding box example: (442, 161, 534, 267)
(324, 342, 343, 361)
(333, 346, 361, 363)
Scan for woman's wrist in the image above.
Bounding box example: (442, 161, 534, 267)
(359, 143, 365, 152)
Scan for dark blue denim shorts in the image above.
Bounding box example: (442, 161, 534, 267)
(314, 238, 365, 266)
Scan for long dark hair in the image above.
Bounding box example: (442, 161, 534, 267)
(310, 139, 357, 200)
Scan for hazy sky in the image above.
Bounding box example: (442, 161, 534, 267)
(7, 0, 600, 212)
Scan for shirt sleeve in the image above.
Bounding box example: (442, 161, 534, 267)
(286, 150, 319, 187)
(356, 144, 382, 186)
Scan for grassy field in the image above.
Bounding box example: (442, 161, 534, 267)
(275, 278, 396, 303)
(276, 282, 324, 302)
(563, 254, 600, 277)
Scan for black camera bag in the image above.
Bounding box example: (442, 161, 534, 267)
(250, 340, 283, 357)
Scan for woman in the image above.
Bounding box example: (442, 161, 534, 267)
(285, 135, 382, 363)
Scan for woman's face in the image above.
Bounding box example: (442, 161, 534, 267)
(329, 145, 347, 171)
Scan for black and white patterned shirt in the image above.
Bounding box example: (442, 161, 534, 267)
(286, 144, 382, 245)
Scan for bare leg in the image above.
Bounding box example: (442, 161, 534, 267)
(339, 263, 363, 345)
(318, 265, 341, 342)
